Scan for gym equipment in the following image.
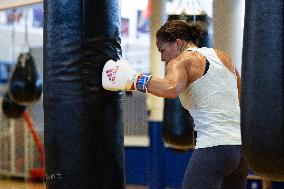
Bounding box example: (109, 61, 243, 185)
(9, 8, 42, 104)
(163, 98, 195, 150)
(44, 0, 125, 188)
(23, 111, 45, 181)
(2, 92, 26, 118)
(241, 0, 284, 181)
(9, 52, 42, 104)
(102, 59, 152, 93)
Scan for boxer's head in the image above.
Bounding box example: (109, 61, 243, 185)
(156, 20, 207, 64)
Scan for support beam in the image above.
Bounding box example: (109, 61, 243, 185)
(213, 0, 245, 71)
(0, 0, 42, 11)
(147, 0, 166, 121)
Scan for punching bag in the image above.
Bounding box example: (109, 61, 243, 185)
(44, 0, 125, 188)
(241, 0, 284, 181)
(163, 13, 211, 151)
(2, 92, 26, 118)
(9, 52, 42, 104)
(163, 97, 195, 150)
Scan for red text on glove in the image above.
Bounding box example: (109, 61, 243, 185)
(106, 65, 119, 83)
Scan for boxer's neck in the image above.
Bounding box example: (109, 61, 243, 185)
(181, 42, 197, 52)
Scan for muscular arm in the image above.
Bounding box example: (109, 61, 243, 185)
(147, 59, 189, 98)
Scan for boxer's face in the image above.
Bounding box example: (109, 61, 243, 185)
(156, 38, 181, 65)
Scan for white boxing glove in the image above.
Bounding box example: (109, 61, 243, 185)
(102, 59, 152, 93)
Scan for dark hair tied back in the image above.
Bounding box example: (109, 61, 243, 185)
(156, 20, 207, 47)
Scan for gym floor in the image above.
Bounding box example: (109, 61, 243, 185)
(0, 178, 275, 189)
(0, 179, 150, 189)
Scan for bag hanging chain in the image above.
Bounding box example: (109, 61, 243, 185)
(22, 8, 31, 54)
(19, 8, 31, 68)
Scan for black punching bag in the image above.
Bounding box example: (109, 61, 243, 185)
(44, 0, 125, 188)
(163, 13, 211, 151)
(2, 92, 26, 118)
(9, 52, 42, 104)
(241, 0, 284, 181)
(163, 97, 195, 150)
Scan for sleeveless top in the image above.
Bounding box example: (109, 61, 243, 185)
(179, 47, 242, 149)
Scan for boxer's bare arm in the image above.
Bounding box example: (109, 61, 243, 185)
(147, 51, 209, 98)
(147, 59, 188, 98)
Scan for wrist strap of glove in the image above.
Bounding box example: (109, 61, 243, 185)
(136, 73, 152, 93)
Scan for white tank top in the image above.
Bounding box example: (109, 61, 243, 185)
(179, 47, 242, 149)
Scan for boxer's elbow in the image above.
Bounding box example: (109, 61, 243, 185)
(164, 87, 180, 98)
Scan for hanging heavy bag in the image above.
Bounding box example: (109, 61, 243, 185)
(9, 52, 42, 104)
(162, 13, 211, 151)
(241, 0, 284, 181)
(163, 97, 195, 150)
(2, 92, 26, 118)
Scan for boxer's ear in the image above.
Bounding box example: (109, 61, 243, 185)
(175, 38, 182, 45)
(175, 38, 184, 51)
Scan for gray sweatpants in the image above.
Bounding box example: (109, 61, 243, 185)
(182, 145, 248, 189)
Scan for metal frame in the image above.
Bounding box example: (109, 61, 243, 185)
(0, 116, 33, 179)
